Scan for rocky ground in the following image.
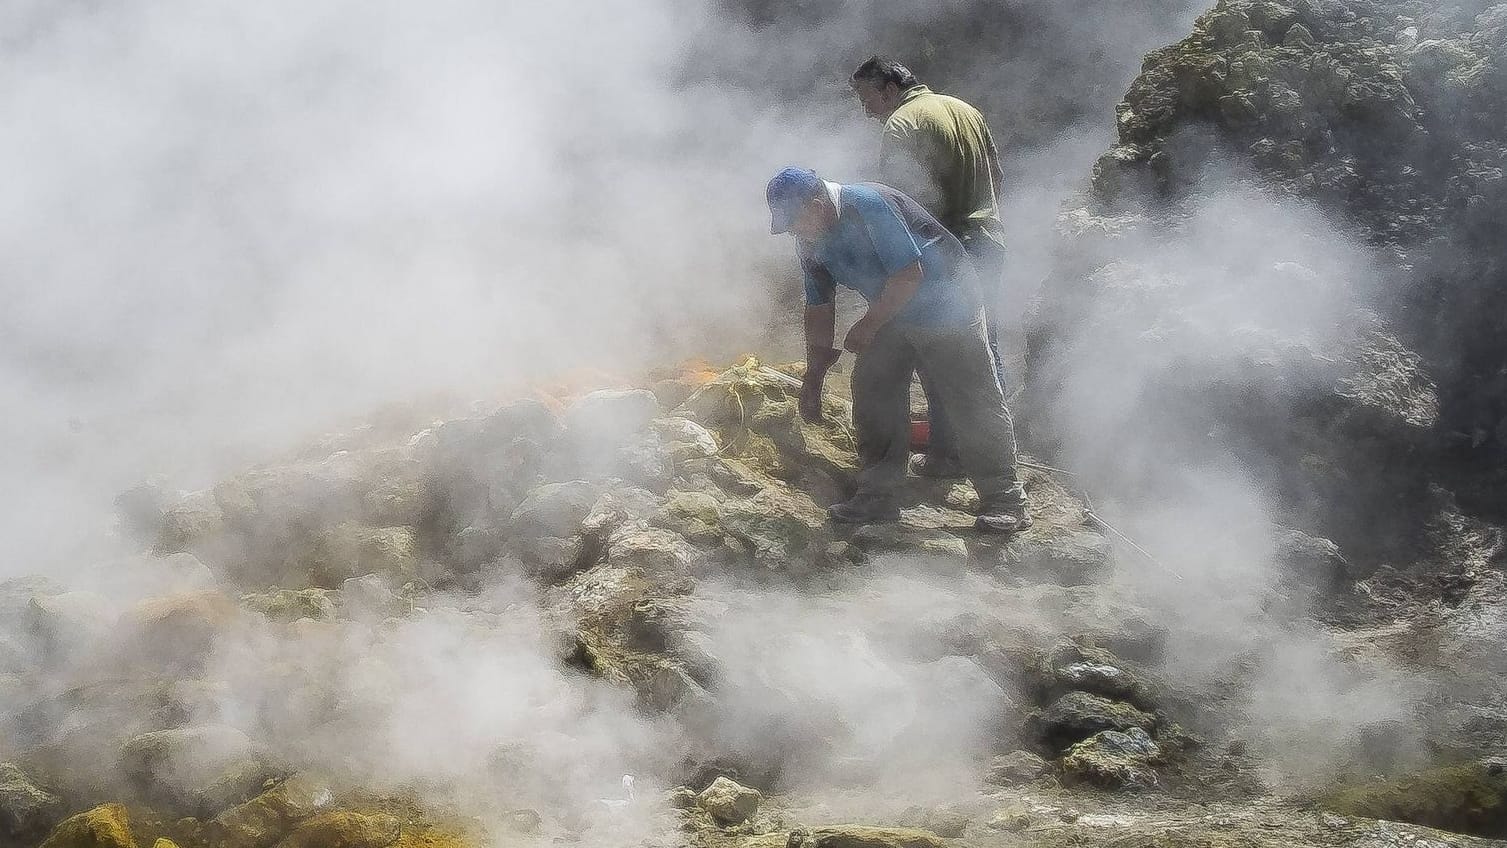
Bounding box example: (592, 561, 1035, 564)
(0, 358, 1502, 848)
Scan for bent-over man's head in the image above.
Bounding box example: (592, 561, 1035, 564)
(766, 167, 837, 240)
(850, 55, 919, 121)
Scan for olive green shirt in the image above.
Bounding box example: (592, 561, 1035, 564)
(879, 85, 1005, 247)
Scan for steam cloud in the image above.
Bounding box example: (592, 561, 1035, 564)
(0, 0, 1434, 841)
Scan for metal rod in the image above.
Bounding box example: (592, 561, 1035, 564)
(1084, 508, 1183, 582)
(1019, 459, 1077, 476)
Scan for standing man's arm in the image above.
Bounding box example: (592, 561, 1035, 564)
(799, 242, 841, 423)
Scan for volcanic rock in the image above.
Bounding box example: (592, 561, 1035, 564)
(986, 751, 1052, 786)
(564, 389, 661, 443)
(697, 776, 761, 825)
(274, 811, 400, 848)
(653, 417, 720, 460)
(1060, 727, 1162, 789)
(242, 588, 335, 622)
(124, 590, 240, 673)
(721, 488, 827, 568)
(0, 762, 62, 841)
(39, 803, 137, 848)
(1030, 691, 1157, 750)
(605, 525, 697, 575)
(206, 774, 334, 848)
(510, 481, 600, 540)
(118, 725, 268, 816)
(1000, 530, 1112, 586)
(306, 524, 418, 589)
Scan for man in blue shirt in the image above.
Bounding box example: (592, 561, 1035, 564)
(766, 166, 1029, 532)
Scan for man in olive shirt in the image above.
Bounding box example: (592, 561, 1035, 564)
(851, 55, 1009, 478)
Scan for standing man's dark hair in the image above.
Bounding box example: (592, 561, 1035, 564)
(851, 55, 918, 91)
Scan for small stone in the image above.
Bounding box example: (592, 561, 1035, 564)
(1002, 531, 1112, 586)
(513, 480, 598, 535)
(1272, 527, 1351, 589)
(520, 535, 588, 583)
(697, 776, 761, 825)
(1061, 727, 1161, 790)
(241, 588, 334, 622)
(986, 809, 1033, 832)
(987, 751, 1052, 786)
(605, 525, 697, 575)
(653, 490, 725, 543)
(666, 787, 699, 809)
(653, 417, 720, 459)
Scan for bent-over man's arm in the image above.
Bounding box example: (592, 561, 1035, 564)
(845, 260, 921, 353)
(798, 241, 842, 422)
(843, 189, 926, 353)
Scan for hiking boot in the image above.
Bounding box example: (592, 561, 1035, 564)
(975, 502, 1032, 535)
(828, 493, 901, 524)
(911, 453, 965, 479)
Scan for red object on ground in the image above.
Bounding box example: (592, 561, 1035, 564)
(909, 418, 931, 452)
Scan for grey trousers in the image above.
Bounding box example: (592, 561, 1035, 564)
(923, 233, 1007, 461)
(851, 313, 1027, 508)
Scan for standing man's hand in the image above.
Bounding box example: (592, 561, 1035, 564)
(843, 315, 881, 354)
(799, 346, 841, 422)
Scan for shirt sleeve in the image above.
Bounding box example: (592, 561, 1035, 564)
(798, 240, 836, 306)
(853, 188, 922, 277)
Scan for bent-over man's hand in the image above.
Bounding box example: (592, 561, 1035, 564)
(843, 315, 881, 354)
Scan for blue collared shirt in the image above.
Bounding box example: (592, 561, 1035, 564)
(799, 182, 981, 326)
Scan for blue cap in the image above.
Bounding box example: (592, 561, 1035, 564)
(766, 167, 822, 234)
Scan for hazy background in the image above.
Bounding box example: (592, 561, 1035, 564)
(4, 0, 1443, 833)
(1, 0, 1206, 572)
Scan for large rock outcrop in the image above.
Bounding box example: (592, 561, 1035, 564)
(1031, 0, 1507, 565)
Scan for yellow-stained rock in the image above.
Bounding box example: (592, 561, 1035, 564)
(39, 802, 138, 848)
(1322, 762, 1507, 839)
(274, 811, 400, 848)
(206, 774, 333, 848)
(153, 840, 180, 848)
(391, 829, 476, 848)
